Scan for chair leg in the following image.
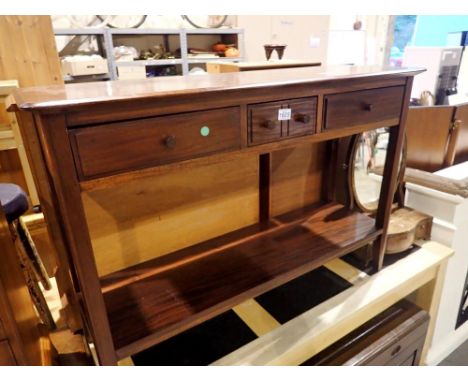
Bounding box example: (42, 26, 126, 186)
(17, 247, 57, 330)
(9, 221, 56, 330)
(16, 219, 52, 290)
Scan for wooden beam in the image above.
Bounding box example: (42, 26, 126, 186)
(233, 299, 281, 337)
(212, 241, 452, 365)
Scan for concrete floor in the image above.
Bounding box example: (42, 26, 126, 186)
(439, 340, 468, 366)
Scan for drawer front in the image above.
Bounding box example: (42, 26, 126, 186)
(288, 98, 318, 138)
(324, 86, 405, 130)
(0, 340, 15, 366)
(366, 320, 428, 366)
(398, 352, 417, 366)
(248, 101, 283, 145)
(248, 97, 317, 145)
(72, 107, 241, 178)
(385, 347, 419, 366)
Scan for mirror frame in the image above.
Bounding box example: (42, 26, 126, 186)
(349, 130, 407, 213)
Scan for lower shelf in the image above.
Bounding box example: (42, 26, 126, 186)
(100, 202, 381, 358)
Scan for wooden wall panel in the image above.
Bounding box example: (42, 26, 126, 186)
(82, 157, 259, 276)
(270, 142, 325, 216)
(0, 16, 62, 202)
(0, 150, 28, 190)
(0, 16, 62, 87)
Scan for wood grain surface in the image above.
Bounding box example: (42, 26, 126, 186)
(10, 67, 420, 364)
(454, 103, 468, 164)
(71, 107, 241, 179)
(270, 142, 325, 216)
(405, 105, 455, 172)
(11, 66, 423, 111)
(0, 16, 62, 87)
(324, 86, 405, 130)
(82, 157, 259, 276)
(102, 202, 379, 357)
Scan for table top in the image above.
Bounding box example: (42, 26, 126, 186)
(10, 65, 424, 111)
(214, 59, 321, 70)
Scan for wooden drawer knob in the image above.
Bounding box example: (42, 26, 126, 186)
(164, 135, 176, 149)
(262, 120, 276, 129)
(295, 114, 311, 123)
(391, 344, 402, 356)
(364, 103, 373, 111)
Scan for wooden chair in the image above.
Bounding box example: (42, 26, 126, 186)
(405, 105, 456, 172)
(0, 183, 55, 329)
(405, 103, 468, 172)
(453, 103, 468, 165)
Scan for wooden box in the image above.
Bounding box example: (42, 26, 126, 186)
(117, 66, 146, 80)
(61, 59, 108, 77)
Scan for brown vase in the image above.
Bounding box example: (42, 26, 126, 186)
(264, 45, 275, 60)
(264, 44, 287, 60)
(275, 45, 286, 60)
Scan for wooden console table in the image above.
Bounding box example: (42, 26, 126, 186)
(9, 65, 422, 365)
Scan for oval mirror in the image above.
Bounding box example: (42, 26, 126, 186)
(351, 128, 406, 213)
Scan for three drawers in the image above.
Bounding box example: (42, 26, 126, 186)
(71, 107, 241, 178)
(248, 97, 317, 146)
(71, 86, 406, 178)
(324, 86, 405, 130)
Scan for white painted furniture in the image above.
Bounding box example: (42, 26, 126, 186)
(405, 161, 468, 365)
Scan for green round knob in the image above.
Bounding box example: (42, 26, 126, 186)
(200, 126, 210, 137)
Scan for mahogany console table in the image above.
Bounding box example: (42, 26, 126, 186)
(9, 66, 422, 365)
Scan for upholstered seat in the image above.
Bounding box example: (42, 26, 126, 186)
(0, 183, 29, 222)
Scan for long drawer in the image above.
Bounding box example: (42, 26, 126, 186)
(71, 107, 241, 178)
(324, 86, 405, 130)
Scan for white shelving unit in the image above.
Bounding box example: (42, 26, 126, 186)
(54, 28, 245, 80)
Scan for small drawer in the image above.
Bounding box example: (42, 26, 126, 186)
(248, 101, 283, 145)
(367, 315, 428, 366)
(288, 98, 317, 138)
(323, 86, 405, 131)
(248, 97, 317, 146)
(0, 340, 15, 366)
(71, 107, 241, 178)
